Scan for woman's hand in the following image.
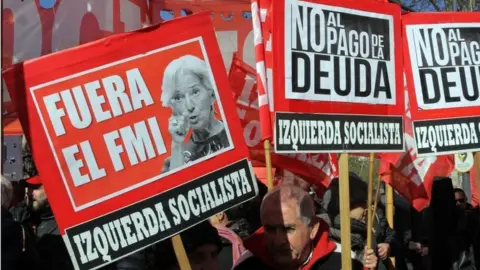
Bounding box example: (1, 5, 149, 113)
(408, 241, 422, 252)
(419, 246, 428, 256)
(377, 243, 390, 260)
(168, 115, 189, 144)
(364, 248, 378, 269)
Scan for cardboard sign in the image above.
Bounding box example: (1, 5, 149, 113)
(16, 13, 257, 270)
(271, 0, 404, 153)
(403, 13, 480, 156)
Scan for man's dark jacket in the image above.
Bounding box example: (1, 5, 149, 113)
(1, 207, 23, 270)
(35, 207, 74, 270)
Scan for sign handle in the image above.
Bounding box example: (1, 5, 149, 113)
(372, 176, 382, 224)
(171, 235, 192, 270)
(386, 183, 395, 269)
(339, 153, 352, 270)
(264, 140, 274, 191)
(366, 153, 375, 251)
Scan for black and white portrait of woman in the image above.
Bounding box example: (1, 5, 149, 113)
(161, 55, 231, 172)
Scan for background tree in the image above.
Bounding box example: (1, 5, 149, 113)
(348, 155, 381, 184)
(391, 0, 478, 12)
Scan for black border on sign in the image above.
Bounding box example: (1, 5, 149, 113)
(412, 116, 480, 158)
(274, 111, 405, 154)
(63, 158, 258, 270)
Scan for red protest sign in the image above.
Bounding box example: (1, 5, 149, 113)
(402, 12, 480, 156)
(271, 0, 404, 153)
(14, 13, 257, 270)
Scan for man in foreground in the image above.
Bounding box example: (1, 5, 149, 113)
(234, 184, 377, 269)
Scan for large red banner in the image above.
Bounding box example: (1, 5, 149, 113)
(2, 0, 255, 117)
(2, 0, 253, 70)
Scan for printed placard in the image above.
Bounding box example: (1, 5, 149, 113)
(275, 112, 404, 153)
(413, 116, 480, 157)
(65, 159, 257, 270)
(403, 13, 480, 122)
(17, 13, 255, 270)
(286, 1, 394, 104)
(272, 0, 403, 117)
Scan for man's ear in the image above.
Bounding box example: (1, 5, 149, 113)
(309, 219, 320, 240)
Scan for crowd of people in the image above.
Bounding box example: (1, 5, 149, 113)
(2, 144, 480, 270)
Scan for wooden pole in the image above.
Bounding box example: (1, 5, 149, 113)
(366, 153, 375, 252)
(386, 183, 395, 269)
(264, 139, 274, 191)
(339, 153, 352, 270)
(372, 176, 382, 222)
(171, 235, 192, 270)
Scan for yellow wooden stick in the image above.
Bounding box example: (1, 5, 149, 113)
(372, 176, 382, 224)
(367, 153, 375, 251)
(264, 139, 274, 191)
(171, 235, 192, 270)
(339, 153, 352, 270)
(386, 183, 395, 269)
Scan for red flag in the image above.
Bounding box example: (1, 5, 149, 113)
(250, 0, 273, 141)
(229, 54, 338, 190)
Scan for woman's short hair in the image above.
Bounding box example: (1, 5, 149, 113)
(161, 55, 214, 107)
(1, 176, 13, 208)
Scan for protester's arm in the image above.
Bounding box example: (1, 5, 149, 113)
(384, 225, 396, 244)
(377, 208, 396, 241)
(375, 207, 396, 258)
(380, 225, 398, 257)
(403, 229, 419, 251)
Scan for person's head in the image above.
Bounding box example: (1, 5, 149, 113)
(453, 188, 468, 210)
(327, 173, 368, 223)
(157, 221, 222, 270)
(28, 184, 48, 212)
(280, 170, 312, 192)
(260, 184, 320, 268)
(1, 176, 14, 209)
(161, 55, 217, 131)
